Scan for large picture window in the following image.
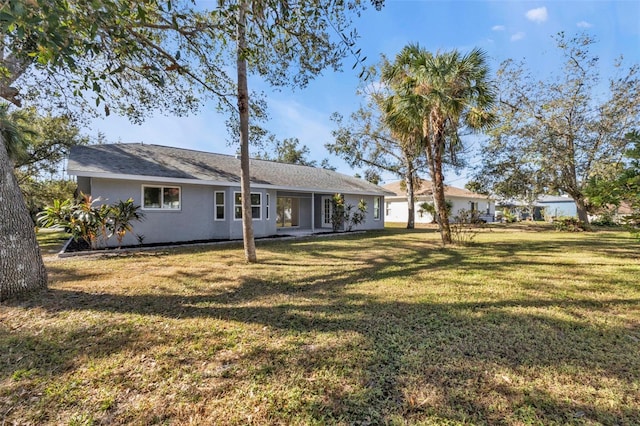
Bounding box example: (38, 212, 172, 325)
(143, 185, 181, 210)
(234, 192, 262, 220)
(215, 191, 225, 220)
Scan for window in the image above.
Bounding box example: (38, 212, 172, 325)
(470, 202, 478, 212)
(143, 185, 181, 210)
(266, 193, 270, 220)
(234, 192, 262, 220)
(215, 191, 225, 220)
(373, 197, 381, 220)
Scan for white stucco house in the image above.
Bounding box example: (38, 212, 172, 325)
(67, 143, 393, 247)
(382, 181, 495, 224)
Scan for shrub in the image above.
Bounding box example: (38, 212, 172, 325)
(553, 217, 588, 232)
(38, 194, 144, 249)
(450, 209, 483, 246)
(330, 194, 367, 232)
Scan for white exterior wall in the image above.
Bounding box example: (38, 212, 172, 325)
(385, 196, 495, 224)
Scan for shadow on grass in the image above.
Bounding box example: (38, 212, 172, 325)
(4, 229, 640, 424)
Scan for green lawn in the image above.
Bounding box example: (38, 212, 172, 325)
(2, 227, 639, 425)
(34, 228, 70, 255)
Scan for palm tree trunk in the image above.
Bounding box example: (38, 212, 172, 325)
(405, 168, 415, 229)
(423, 124, 452, 245)
(432, 148, 452, 244)
(0, 134, 47, 300)
(236, 0, 257, 262)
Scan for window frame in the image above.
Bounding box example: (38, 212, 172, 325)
(265, 193, 270, 220)
(141, 185, 181, 211)
(214, 191, 225, 221)
(373, 196, 382, 220)
(234, 191, 262, 221)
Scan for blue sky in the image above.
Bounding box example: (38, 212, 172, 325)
(90, 0, 640, 186)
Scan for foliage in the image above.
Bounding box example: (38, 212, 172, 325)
(585, 130, 640, 238)
(501, 208, 518, 223)
(256, 137, 333, 169)
(17, 177, 76, 220)
(553, 217, 588, 232)
(107, 198, 145, 248)
(327, 62, 429, 228)
(344, 199, 368, 231)
(417, 199, 452, 223)
(330, 194, 367, 232)
(450, 208, 483, 246)
(37, 194, 144, 249)
(480, 33, 640, 223)
(330, 193, 346, 232)
(382, 45, 496, 244)
(0, 103, 38, 162)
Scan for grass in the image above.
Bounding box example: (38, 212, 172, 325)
(35, 228, 70, 255)
(2, 226, 639, 425)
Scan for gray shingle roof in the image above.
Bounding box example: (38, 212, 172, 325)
(68, 143, 393, 195)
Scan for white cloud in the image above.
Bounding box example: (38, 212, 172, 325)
(577, 21, 592, 28)
(511, 32, 526, 42)
(492, 25, 506, 31)
(526, 7, 548, 23)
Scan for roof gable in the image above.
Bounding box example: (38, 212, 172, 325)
(68, 143, 393, 195)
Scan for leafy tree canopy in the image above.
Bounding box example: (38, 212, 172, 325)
(477, 32, 640, 223)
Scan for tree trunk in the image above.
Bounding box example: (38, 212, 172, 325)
(0, 134, 47, 301)
(432, 149, 452, 245)
(423, 125, 452, 245)
(405, 171, 415, 229)
(574, 195, 590, 224)
(236, 0, 257, 262)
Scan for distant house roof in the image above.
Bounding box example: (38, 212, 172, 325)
(537, 195, 576, 204)
(382, 181, 490, 200)
(67, 143, 393, 195)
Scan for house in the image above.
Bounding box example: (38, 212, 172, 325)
(66, 143, 393, 247)
(495, 195, 577, 221)
(382, 181, 495, 224)
(536, 195, 577, 219)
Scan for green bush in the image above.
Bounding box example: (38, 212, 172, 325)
(37, 194, 144, 249)
(553, 217, 588, 232)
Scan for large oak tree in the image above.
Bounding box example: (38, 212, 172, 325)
(480, 33, 640, 223)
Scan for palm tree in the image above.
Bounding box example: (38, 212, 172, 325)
(0, 103, 36, 163)
(383, 45, 496, 244)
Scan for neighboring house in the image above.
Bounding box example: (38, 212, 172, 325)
(67, 143, 392, 247)
(496, 195, 578, 221)
(382, 181, 495, 224)
(536, 195, 577, 219)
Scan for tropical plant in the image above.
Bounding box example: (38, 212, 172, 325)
(330, 195, 368, 232)
(0, 103, 38, 163)
(38, 194, 144, 250)
(382, 45, 496, 245)
(107, 199, 145, 248)
(330, 193, 346, 232)
(418, 200, 452, 223)
(344, 199, 368, 231)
